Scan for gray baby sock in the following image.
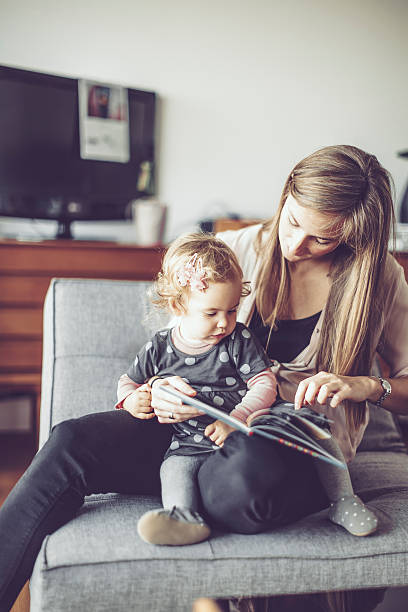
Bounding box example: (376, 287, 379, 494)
(316, 437, 378, 536)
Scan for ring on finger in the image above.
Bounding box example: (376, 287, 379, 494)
(169, 412, 174, 420)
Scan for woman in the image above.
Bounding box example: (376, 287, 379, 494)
(151, 145, 408, 534)
(1, 145, 407, 610)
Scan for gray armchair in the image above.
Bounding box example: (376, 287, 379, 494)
(30, 278, 408, 611)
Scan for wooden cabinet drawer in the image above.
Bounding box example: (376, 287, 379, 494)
(0, 340, 42, 372)
(0, 308, 43, 337)
(0, 277, 51, 305)
(0, 241, 163, 278)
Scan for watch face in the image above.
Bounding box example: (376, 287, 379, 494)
(382, 379, 392, 393)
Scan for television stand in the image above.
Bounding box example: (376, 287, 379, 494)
(56, 219, 74, 239)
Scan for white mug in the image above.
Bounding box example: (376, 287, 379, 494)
(130, 199, 167, 246)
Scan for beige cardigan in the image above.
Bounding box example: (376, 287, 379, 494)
(218, 224, 408, 462)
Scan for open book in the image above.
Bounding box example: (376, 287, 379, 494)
(161, 387, 345, 468)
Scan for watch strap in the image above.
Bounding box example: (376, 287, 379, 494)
(374, 376, 391, 407)
(147, 375, 162, 388)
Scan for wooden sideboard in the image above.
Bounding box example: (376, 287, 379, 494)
(0, 239, 164, 436)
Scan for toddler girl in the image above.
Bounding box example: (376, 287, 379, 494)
(118, 233, 277, 545)
(117, 233, 378, 546)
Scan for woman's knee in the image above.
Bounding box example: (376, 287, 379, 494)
(51, 417, 80, 439)
(47, 418, 82, 454)
(199, 467, 278, 533)
(198, 434, 288, 533)
(50, 415, 101, 452)
(50, 411, 130, 452)
(46, 414, 115, 468)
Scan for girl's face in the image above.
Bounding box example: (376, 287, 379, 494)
(176, 279, 242, 344)
(279, 195, 342, 263)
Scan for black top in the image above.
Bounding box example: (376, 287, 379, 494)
(249, 307, 321, 363)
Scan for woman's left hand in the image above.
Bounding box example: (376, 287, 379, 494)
(151, 376, 203, 423)
(294, 371, 379, 410)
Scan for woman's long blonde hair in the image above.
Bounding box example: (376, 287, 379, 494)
(255, 145, 395, 430)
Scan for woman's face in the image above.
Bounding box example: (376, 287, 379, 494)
(278, 195, 342, 263)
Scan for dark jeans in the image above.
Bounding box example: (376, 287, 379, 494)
(0, 411, 380, 612)
(0, 410, 172, 612)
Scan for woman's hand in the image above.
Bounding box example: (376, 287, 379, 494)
(294, 371, 381, 410)
(151, 376, 204, 423)
(123, 383, 155, 419)
(205, 420, 235, 447)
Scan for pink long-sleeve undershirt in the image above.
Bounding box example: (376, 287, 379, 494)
(229, 370, 277, 423)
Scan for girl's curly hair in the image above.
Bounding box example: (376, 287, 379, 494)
(152, 232, 250, 311)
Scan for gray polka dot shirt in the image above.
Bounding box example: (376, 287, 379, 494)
(127, 322, 271, 457)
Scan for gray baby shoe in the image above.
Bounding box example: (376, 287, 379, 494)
(137, 506, 211, 546)
(328, 494, 378, 536)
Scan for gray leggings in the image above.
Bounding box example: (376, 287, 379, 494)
(160, 454, 210, 511)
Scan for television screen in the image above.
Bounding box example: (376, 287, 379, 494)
(0, 65, 156, 238)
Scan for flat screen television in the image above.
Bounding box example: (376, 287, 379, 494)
(0, 65, 156, 239)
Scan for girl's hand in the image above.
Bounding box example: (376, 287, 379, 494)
(123, 383, 155, 419)
(204, 420, 235, 447)
(294, 371, 381, 410)
(151, 376, 204, 423)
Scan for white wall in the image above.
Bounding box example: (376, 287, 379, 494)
(0, 0, 408, 241)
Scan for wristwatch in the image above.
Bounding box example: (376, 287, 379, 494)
(375, 377, 392, 407)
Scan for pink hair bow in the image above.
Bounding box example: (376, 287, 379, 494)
(176, 253, 208, 292)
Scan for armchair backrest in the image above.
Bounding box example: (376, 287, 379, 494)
(40, 278, 166, 448)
